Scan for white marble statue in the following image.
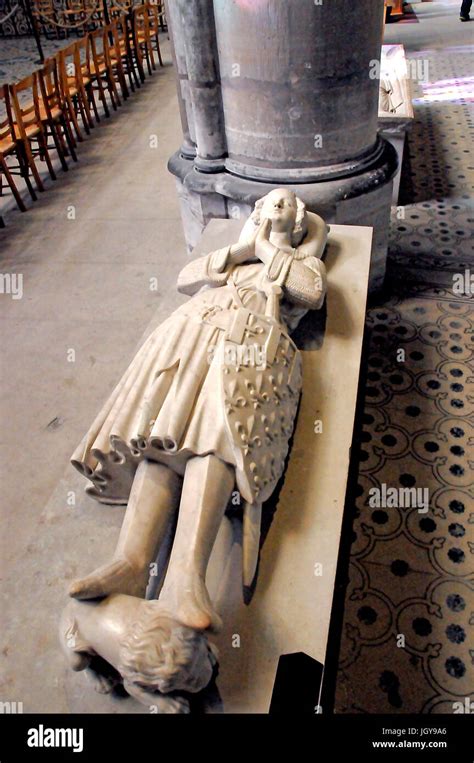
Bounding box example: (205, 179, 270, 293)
(60, 596, 217, 713)
(379, 76, 405, 115)
(65, 189, 328, 688)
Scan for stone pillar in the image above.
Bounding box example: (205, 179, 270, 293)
(174, 0, 227, 171)
(166, 0, 397, 291)
(164, 0, 195, 159)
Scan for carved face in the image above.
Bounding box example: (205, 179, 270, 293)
(260, 188, 298, 234)
(119, 610, 214, 695)
(154, 633, 213, 694)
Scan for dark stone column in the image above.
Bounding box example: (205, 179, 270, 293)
(214, 0, 384, 181)
(164, 0, 196, 159)
(174, 0, 227, 171)
(167, 0, 397, 291)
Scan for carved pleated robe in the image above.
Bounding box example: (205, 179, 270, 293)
(71, 249, 326, 505)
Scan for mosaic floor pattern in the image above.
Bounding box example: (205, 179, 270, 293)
(335, 40, 473, 714)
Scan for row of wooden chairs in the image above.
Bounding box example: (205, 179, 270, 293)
(0, 5, 163, 226)
(32, 0, 166, 40)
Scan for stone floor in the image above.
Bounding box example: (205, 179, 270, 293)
(0, 37, 67, 83)
(0, 2, 472, 714)
(0, 32, 188, 645)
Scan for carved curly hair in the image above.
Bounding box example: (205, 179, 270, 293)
(250, 190, 308, 247)
(118, 603, 214, 694)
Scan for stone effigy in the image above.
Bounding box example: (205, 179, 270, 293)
(60, 189, 328, 711)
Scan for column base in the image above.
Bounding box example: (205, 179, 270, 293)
(168, 138, 398, 293)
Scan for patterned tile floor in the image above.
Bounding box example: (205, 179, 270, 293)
(335, 7, 474, 714)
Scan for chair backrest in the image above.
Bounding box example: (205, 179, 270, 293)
(0, 84, 15, 147)
(32, 0, 55, 15)
(89, 25, 114, 69)
(133, 4, 149, 34)
(9, 74, 42, 140)
(148, 3, 161, 30)
(58, 43, 78, 97)
(108, 20, 121, 55)
(113, 13, 129, 40)
(89, 26, 104, 66)
(110, 0, 131, 18)
(37, 58, 63, 118)
(74, 35, 93, 74)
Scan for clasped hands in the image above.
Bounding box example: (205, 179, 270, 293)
(229, 218, 282, 266)
(208, 218, 292, 277)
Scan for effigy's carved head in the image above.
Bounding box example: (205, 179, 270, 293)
(250, 188, 307, 246)
(118, 603, 215, 695)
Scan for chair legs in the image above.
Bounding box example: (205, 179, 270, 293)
(86, 82, 101, 123)
(134, 45, 146, 84)
(59, 113, 79, 162)
(36, 132, 57, 182)
(49, 122, 69, 172)
(106, 66, 121, 110)
(142, 41, 154, 76)
(153, 31, 163, 67)
(22, 138, 46, 191)
(76, 90, 94, 132)
(16, 145, 38, 201)
(0, 155, 27, 213)
(67, 97, 85, 142)
(138, 35, 155, 76)
(94, 72, 111, 118)
(113, 58, 130, 101)
(126, 51, 140, 91)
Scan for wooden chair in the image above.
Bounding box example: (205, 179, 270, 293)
(111, 14, 140, 93)
(89, 26, 122, 117)
(155, 1, 167, 32)
(32, 0, 65, 39)
(121, 11, 143, 89)
(132, 4, 154, 78)
(9, 74, 54, 188)
(0, 84, 38, 219)
(107, 21, 131, 100)
(384, 0, 404, 22)
(83, 0, 104, 31)
(74, 36, 101, 123)
(61, 0, 85, 36)
(57, 43, 94, 140)
(147, 3, 164, 67)
(109, 0, 132, 20)
(37, 58, 78, 171)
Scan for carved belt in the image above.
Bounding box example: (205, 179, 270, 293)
(198, 302, 278, 361)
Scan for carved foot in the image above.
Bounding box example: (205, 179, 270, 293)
(172, 574, 222, 634)
(69, 558, 149, 600)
